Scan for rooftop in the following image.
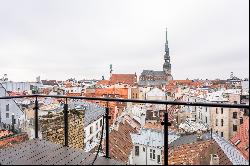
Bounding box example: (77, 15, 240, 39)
(103, 120, 138, 163)
(131, 128, 164, 148)
(168, 139, 233, 165)
(169, 132, 211, 148)
(0, 139, 124, 165)
(230, 117, 249, 160)
(68, 100, 105, 126)
(213, 133, 249, 165)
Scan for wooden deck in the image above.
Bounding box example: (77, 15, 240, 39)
(0, 139, 125, 165)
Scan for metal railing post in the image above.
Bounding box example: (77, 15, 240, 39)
(161, 104, 171, 165)
(34, 97, 39, 139)
(210, 128, 213, 139)
(104, 103, 111, 159)
(64, 98, 69, 147)
(11, 113, 15, 132)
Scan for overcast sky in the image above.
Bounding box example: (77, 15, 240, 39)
(0, 0, 249, 82)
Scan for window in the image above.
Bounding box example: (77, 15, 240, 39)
(143, 147, 145, 152)
(216, 108, 218, 114)
(6, 104, 9, 111)
(95, 133, 99, 139)
(221, 119, 224, 126)
(96, 122, 98, 130)
(221, 108, 223, 114)
(14, 119, 16, 124)
(90, 126, 93, 135)
(240, 117, 243, 124)
(100, 119, 102, 127)
(6, 113, 9, 118)
(90, 138, 93, 144)
(233, 125, 237, 131)
(221, 132, 224, 137)
(157, 155, 161, 163)
(234, 101, 237, 104)
(206, 107, 207, 112)
(233, 112, 237, 119)
(135, 146, 139, 156)
(216, 119, 218, 126)
(150, 149, 155, 160)
(205, 117, 207, 123)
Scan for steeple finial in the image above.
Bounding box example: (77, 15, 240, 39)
(166, 27, 168, 42)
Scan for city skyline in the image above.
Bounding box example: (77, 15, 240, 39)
(0, 0, 249, 82)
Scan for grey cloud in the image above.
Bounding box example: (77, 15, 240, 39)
(0, 0, 248, 81)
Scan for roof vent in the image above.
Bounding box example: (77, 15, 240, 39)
(210, 154, 219, 165)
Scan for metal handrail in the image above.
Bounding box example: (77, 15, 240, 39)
(0, 94, 249, 165)
(0, 94, 248, 108)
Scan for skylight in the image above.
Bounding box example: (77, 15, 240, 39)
(235, 139, 241, 146)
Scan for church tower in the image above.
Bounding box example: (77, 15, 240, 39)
(163, 28, 171, 75)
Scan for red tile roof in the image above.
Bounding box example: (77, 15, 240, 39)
(66, 93, 82, 97)
(8, 91, 26, 96)
(164, 96, 183, 122)
(0, 130, 13, 138)
(0, 133, 28, 149)
(103, 121, 138, 163)
(110, 74, 137, 86)
(168, 140, 232, 165)
(96, 80, 110, 86)
(144, 123, 163, 130)
(230, 117, 249, 160)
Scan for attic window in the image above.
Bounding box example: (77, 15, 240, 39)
(245, 146, 249, 151)
(235, 140, 241, 146)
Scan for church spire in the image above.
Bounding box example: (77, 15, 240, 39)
(164, 27, 170, 61)
(166, 27, 168, 44)
(163, 27, 171, 76)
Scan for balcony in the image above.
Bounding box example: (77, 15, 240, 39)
(0, 94, 249, 165)
(0, 139, 123, 165)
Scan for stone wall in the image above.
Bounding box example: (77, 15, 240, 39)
(40, 109, 85, 149)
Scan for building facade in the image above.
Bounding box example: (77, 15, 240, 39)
(0, 83, 24, 130)
(130, 128, 164, 165)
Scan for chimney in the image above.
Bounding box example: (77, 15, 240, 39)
(140, 113, 146, 127)
(210, 154, 219, 165)
(114, 122, 119, 131)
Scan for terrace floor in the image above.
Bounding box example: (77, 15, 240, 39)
(0, 139, 125, 165)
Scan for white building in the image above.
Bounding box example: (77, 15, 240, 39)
(0, 81, 31, 92)
(126, 105, 147, 127)
(146, 87, 166, 100)
(65, 86, 83, 94)
(0, 83, 24, 130)
(129, 128, 164, 165)
(138, 87, 152, 100)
